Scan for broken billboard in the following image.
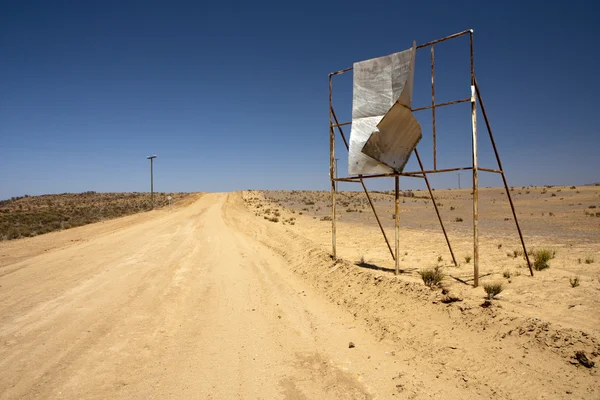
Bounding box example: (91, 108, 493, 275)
(348, 43, 422, 175)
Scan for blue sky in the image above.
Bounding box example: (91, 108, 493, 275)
(1, 0, 598, 199)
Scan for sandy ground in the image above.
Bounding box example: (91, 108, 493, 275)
(1, 191, 598, 399)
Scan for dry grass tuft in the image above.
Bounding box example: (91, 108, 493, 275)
(531, 248, 556, 270)
(419, 266, 444, 288)
(570, 277, 580, 288)
(483, 282, 504, 299)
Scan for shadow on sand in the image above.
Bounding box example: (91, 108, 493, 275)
(355, 261, 418, 275)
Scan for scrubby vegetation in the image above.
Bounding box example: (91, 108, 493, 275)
(531, 248, 556, 271)
(419, 266, 445, 288)
(0, 192, 190, 240)
(483, 282, 504, 299)
(570, 276, 580, 288)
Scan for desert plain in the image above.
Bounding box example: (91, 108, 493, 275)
(0, 185, 599, 399)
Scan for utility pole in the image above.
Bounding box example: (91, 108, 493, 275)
(147, 155, 157, 209)
(335, 158, 339, 191)
(458, 172, 461, 189)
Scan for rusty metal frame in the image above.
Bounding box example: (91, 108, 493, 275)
(328, 29, 533, 287)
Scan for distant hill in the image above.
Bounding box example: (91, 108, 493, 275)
(0, 192, 192, 240)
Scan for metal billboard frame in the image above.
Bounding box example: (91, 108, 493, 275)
(328, 29, 533, 287)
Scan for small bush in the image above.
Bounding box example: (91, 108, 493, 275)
(419, 266, 444, 288)
(531, 248, 556, 270)
(483, 282, 504, 299)
(570, 277, 580, 288)
(585, 257, 594, 264)
(455, 217, 463, 222)
(512, 249, 524, 258)
(503, 270, 512, 279)
(437, 255, 443, 262)
(464, 255, 472, 263)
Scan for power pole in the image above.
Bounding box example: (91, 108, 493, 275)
(147, 155, 157, 209)
(458, 172, 461, 189)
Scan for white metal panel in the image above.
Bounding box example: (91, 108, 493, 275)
(349, 43, 421, 175)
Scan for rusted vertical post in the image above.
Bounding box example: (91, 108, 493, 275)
(394, 176, 400, 275)
(469, 30, 479, 287)
(414, 149, 458, 266)
(431, 45, 437, 170)
(329, 74, 337, 260)
(475, 79, 534, 276)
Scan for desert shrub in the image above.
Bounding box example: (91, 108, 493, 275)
(512, 249, 524, 258)
(320, 216, 332, 221)
(455, 217, 463, 222)
(585, 257, 595, 264)
(437, 255, 443, 262)
(464, 255, 472, 263)
(570, 277, 580, 288)
(483, 282, 504, 299)
(503, 270, 512, 279)
(419, 266, 444, 288)
(531, 248, 556, 270)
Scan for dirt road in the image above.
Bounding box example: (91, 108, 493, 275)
(2, 193, 598, 399)
(0, 193, 438, 399)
